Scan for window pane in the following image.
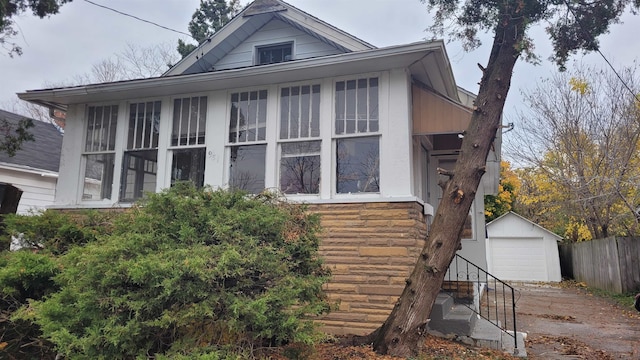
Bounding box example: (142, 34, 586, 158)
(336, 137, 379, 193)
(86, 105, 117, 152)
(369, 78, 379, 132)
(345, 80, 356, 134)
(335, 78, 378, 135)
(229, 93, 239, 143)
(357, 79, 368, 132)
(280, 141, 320, 194)
(180, 97, 191, 145)
(120, 150, 158, 202)
(229, 144, 266, 194)
(311, 85, 320, 137)
(258, 43, 292, 65)
(280, 88, 290, 139)
(172, 148, 205, 188)
(229, 91, 267, 143)
(335, 81, 345, 134)
(281, 85, 320, 140)
(128, 101, 160, 150)
(82, 153, 114, 200)
(290, 86, 299, 139)
(257, 90, 267, 141)
(300, 85, 310, 138)
(198, 97, 207, 144)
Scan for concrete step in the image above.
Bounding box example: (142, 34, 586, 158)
(430, 293, 454, 320)
(428, 302, 477, 336)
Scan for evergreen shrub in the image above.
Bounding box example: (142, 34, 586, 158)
(12, 184, 331, 359)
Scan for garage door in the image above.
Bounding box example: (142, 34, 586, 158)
(488, 237, 548, 281)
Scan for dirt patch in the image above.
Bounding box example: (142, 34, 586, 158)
(514, 282, 640, 359)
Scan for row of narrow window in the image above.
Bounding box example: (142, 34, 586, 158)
(81, 78, 380, 202)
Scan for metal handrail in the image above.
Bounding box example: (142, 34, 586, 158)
(443, 254, 518, 352)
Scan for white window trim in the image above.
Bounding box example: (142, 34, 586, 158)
(331, 73, 383, 196)
(164, 94, 209, 189)
(78, 102, 126, 205)
(275, 82, 323, 196)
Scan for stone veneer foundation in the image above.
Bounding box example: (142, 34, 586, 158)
(306, 201, 427, 336)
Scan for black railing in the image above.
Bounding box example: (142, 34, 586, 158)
(443, 254, 519, 352)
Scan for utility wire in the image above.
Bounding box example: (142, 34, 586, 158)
(83, 0, 195, 40)
(563, 0, 640, 103)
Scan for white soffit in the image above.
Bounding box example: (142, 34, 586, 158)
(18, 41, 460, 108)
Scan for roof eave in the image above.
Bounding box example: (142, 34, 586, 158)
(18, 41, 458, 107)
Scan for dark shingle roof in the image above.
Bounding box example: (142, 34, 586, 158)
(0, 109, 63, 172)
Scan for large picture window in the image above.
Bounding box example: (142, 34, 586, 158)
(335, 77, 380, 194)
(230, 145, 266, 194)
(82, 105, 118, 200)
(228, 90, 267, 193)
(336, 137, 379, 193)
(171, 96, 207, 188)
(280, 141, 320, 194)
(120, 101, 160, 202)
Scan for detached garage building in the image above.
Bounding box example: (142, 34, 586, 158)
(486, 212, 562, 282)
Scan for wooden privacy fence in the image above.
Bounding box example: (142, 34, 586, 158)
(559, 237, 640, 294)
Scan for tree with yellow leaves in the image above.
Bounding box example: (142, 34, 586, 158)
(484, 160, 520, 222)
(509, 64, 640, 241)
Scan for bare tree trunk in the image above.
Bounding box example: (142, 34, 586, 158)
(369, 11, 526, 357)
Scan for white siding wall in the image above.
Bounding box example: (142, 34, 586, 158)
(55, 104, 84, 206)
(0, 167, 57, 214)
(214, 19, 343, 70)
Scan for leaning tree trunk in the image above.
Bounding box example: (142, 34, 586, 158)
(369, 11, 527, 358)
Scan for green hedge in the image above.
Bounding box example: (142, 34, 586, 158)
(2, 184, 332, 359)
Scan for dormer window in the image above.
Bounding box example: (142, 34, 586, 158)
(257, 43, 293, 65)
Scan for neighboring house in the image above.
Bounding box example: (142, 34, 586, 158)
(17, 0, 500, 335)
(486, 212, 562, 282)
(0, 109, 62, 214)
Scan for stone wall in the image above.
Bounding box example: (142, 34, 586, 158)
(307, 201, 427, 336)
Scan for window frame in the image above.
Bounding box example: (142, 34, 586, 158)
(80, 103, 119, 202)
(168, 95, 208, 188)
(332, 76, 381, 195)
(226, 88, 270, 193)
(277, 83, 322, 196)
(119, 100, 162, 202)
(255, 41, 294, 65)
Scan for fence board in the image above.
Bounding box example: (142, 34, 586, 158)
(559, 237, 640, 294)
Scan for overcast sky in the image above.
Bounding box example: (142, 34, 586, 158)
(1, 0, 638, 129)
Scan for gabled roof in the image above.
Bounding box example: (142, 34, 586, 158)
(487, 211, 563, 241)
(0, 109, 62, 173)
(165, 0, 375, 76)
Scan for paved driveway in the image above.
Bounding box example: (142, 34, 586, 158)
(513, 282, 640, 359)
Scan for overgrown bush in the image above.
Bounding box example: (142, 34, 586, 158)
(12, 184, 331, 359)
(0, 251, 59, 359)
(0, 209, 115, 254)
(1, 209, 115, 359)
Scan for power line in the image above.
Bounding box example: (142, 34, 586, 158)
(83, 0, 194, 40)
(562, 0, 640, 103)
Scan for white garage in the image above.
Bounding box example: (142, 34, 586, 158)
(486, 212, 562, 282)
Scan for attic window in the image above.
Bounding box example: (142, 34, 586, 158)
(257, 43, 292, 65)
